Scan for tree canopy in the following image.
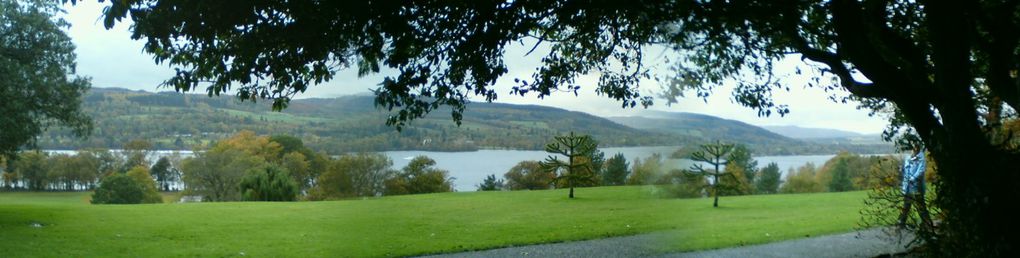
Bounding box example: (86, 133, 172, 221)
(1, 0, 91, 158)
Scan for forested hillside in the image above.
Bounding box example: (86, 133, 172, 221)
(36, 88, 689, 153)
(35, 88, 891, 155)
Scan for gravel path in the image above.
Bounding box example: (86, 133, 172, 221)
(420, 228, 914, 258)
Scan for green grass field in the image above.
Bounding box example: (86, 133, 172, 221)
(0, 187, 868, 257)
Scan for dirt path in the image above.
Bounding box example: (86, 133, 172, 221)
(421, 228, 914, 258)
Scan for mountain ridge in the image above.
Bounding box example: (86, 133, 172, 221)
(762, 125, 867, 139)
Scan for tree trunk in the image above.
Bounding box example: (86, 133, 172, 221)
(712, 173, 719, 207)
(926, 132, 1020, 256)
(569, 186, 574, 199)
(713, 162, 720, 208)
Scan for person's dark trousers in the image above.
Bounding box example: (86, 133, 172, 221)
(898, 178, 933, 228)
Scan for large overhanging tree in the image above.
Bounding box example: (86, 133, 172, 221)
(95, 1, 1019, 256)
(1, 0, 92, 159)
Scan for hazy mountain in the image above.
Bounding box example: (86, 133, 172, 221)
(762, 125, 864, 139)
(606, 111, 894, 155)
(608, 113, 796, 146)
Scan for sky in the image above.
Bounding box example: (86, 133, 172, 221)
(61, 2, 889, 135)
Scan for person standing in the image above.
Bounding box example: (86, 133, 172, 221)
(898, 144, 932, 228)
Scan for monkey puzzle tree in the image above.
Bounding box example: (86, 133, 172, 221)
(540, 132, 599, 199)
(686, 141, 736, 207)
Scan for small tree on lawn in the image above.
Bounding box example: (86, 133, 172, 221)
(686, 140, 736, 207)
(540, 132, 598, 199)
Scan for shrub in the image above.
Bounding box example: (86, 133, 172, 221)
(307, 153, 395, 200)
(91, 174, 144, 204)
(503, 160, 554, 190)
(383, 156, 453, 195)
(126, 166, 163, 203)
(658, 169, 707, 198)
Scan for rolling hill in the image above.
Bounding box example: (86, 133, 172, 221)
(38, 88, 691, 153)
(35, 88, 891, 155)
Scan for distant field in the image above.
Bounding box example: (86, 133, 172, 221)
(0, 187, 868, 257)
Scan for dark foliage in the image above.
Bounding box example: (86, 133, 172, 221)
(476, 174, 504, 191)
(755, 163, 782, 194)
(601, 153, 630, 186)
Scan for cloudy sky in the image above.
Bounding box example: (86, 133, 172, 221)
(61, 2, 888, 134)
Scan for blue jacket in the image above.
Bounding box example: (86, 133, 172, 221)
(902, 151, 926, 194)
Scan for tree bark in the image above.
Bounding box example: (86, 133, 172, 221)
(713, 161, 720, 208)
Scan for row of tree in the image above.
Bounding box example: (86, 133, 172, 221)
(178, 131, 456, 202)
(0, 145, 181, 192)
(779, 152, 910, 194)
(1, 130, 457, 203)
(479, 137, 900, 208)
(476, 136, 785, 202)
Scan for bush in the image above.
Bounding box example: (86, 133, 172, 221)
(240, 165, 299, 201)
(307, 153, 395, 200)
(657, 169, 707, 198)
(126, 166, 163, 203)
(383, 156, 453, 195)
(503, 160, 554, 190)
(780, 163, 824, 194)
(91, 174, 144, 204)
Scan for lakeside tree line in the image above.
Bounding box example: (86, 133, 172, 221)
(2, 130, 905, 205)
(484, 138, 907, 203)
(0, 130, 457, 203)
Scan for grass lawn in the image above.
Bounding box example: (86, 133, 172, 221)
(0, 186, 868, 257)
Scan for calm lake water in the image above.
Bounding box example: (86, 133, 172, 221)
(46, 147, 859, 192)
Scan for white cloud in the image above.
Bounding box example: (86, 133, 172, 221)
(60, 3, 888, 134)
